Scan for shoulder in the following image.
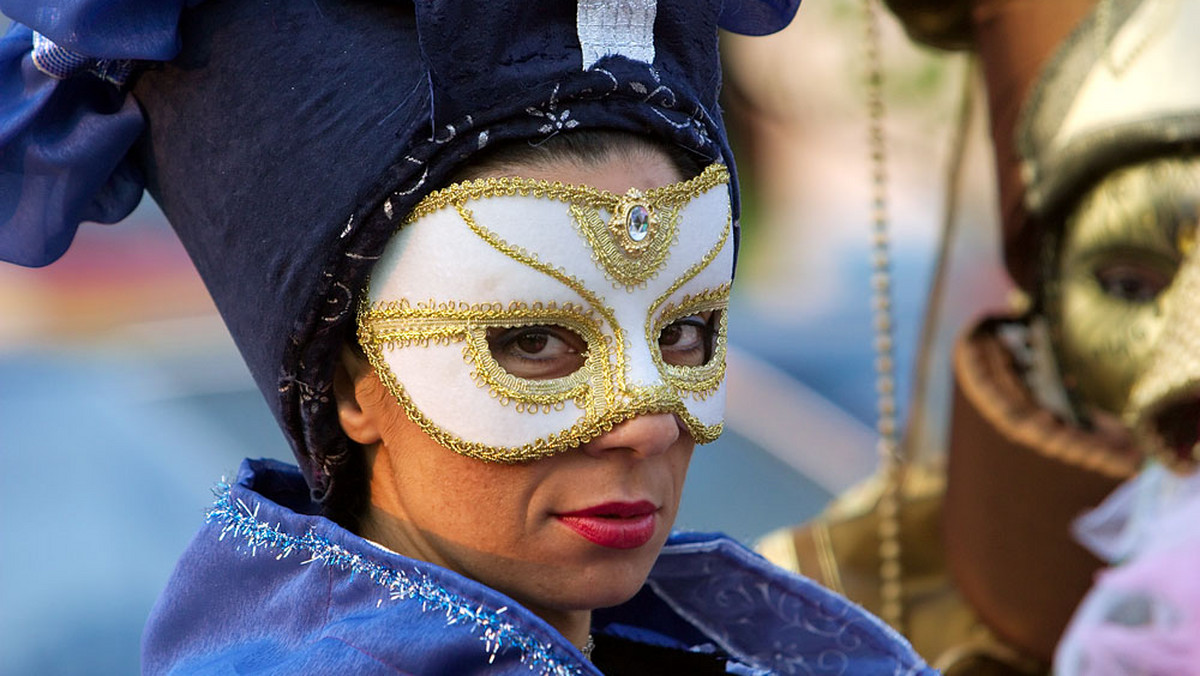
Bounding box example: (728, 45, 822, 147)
(143, 459, 595, 675)
(594, 532, 936, 672)
(645, 532, 934, 674)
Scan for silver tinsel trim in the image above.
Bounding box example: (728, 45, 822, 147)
(206, 481, 583, 676)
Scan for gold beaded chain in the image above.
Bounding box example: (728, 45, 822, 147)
(862, 0, 905, 633)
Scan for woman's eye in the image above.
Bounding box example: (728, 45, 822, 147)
(659, 312, 716, 367)
(486, 325, 587, 380)
(1093, 263, 1172, 303)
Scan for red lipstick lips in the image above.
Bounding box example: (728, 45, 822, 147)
(556, 501, 657, 549)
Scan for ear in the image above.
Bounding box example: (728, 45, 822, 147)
(333, 346, 384, 445)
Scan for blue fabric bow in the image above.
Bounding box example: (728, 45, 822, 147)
(0, 0, 201, 266)
(0, 0, 796, 268)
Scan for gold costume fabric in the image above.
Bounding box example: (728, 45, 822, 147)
(759, 318, 1139, 673)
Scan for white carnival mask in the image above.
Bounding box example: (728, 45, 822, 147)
(358, 163, 733, 463)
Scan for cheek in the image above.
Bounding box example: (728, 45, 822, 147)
(674, 442, 695, 478)
(664, 439, 696, 509)
(408, 453, 536, 536)
(359, 373, 415, 442)
(1057, 275, 1165, 413)
(364, 375, 540, 545)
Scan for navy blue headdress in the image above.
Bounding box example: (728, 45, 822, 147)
(0, 0, 799, 501)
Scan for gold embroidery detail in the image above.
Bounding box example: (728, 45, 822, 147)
(357, 164, 732, 462)
(461, 315, 604, 411)
(570, 203, 680, 289)
(453, 204, 627, 405)
(361, 314, 721, 461)
(613, 191, 657, 254)
(612, 384, 725, 444)
(362, 298, 608, 411)
(647, 214, 731, 316)
(651, 285, 731, 397)
(405, 163, 729, 224)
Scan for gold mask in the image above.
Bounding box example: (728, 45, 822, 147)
(1126, 239, 1200, 474)
(1047, 156, 1200, 419)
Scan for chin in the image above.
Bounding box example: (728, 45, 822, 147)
(567, 553, 661, 610)
(551, 582, 646, 613)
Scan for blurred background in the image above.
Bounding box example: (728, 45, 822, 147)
(0, 3, 1012, 673)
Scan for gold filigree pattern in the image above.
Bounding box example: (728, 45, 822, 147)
(358, 165, 732, 462)
(454, 204, 626, 407)
(461, 315, 605, 410)
(637, 217, 731, 402)
(569, 203, 680, 289)
(363, 299, 606, 401)
(652, 285, 731, 396)
(362, 330, 721, 462)
(615, 384, 724, 444)
(404, 163, 729, 224)
(647, 216, 731, 313)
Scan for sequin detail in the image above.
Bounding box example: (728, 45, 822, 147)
(569, 199, 678, 289)
(205, 481, 584, 676)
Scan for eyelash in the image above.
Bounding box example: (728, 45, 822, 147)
(664, 316, 707, 341)
(496, 327, 581, 360)
(487, 311, 717, 378)
(659, 313, 716, 366)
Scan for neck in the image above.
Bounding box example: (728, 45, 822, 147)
(528, 606, 592, 652)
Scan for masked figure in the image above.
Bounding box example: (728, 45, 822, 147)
(757, 0, 1200, 673)
(0, 1, 935, 673)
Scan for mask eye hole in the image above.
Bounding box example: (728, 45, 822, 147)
(659, 310, 718, 367)
(486, 325, 588, 380)
(1093, 261, 1173, 303)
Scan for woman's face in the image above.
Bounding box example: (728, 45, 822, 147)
(337, 151, 700, 634)
(1048, 157, 1200, 418)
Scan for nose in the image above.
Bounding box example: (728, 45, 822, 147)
(581, 413, 683, 459)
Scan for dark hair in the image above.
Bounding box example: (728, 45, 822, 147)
(452, 129, 709, 183)
(323, 129, 708, 531)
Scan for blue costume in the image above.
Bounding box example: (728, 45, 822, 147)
(144, 459, 931, 675)
(1, 1, 935, 673)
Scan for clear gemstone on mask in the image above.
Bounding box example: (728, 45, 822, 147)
(627, 205, 650, 242)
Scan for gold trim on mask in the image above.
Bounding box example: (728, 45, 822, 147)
(569, 202, 680, 289)
(358, 163, 731, 462)
(651, 284, 731, 398)
(405, 163, 729, 224)
(454, 203, 625, 408)
(363, 299, 608, 412)
(360, 314, 724, 463)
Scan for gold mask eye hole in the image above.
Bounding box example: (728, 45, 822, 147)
(658, 310, 718, 367)
(1092, 260, 1174, 303)
(486, 325, 588, 380)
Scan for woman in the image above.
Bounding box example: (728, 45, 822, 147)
(0, 0, 932, 672)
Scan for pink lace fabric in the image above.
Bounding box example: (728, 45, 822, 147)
(1056, 470, 1200, 676)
